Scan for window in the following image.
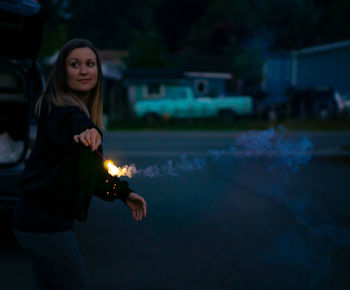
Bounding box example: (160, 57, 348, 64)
(148, 83, 160, 95)
(145, 83, 164, 99)
(195, 79, 208, 95)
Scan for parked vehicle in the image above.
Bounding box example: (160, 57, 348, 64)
(335, 92, 350, 116)
(0, 0, 46, 211)
(133, 86, 253, 122)
(255, 96, 288, 121)
(285, 87, 340, 119)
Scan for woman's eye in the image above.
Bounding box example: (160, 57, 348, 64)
(87, 62, 95, 67)
(71, 63, 79, 68)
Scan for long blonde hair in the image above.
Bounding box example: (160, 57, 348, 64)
(36, 39, 103, 130)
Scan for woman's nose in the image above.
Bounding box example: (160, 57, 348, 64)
(80, 65, 88, 74)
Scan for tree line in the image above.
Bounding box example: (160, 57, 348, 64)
(39, 0, 350, 86)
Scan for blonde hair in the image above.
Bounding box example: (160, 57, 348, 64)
(36, 39, 103, 130)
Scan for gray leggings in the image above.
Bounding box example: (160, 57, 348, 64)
(13, 228, 89, 290)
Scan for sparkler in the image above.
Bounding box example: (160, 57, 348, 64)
(95, 149, 106, 161)
(96, 149, 136, 178)
(95, 150, 123, 197)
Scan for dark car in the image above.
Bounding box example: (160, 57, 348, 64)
(0, 0, 46, 211)
(286, 87, 339, 119)
(256, 96, 288, 121)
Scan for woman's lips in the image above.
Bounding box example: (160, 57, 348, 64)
(78, 79, 91, 84)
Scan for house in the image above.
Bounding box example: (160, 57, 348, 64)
(123, 51, 233, 104)
(262, 39, 350, 98)
(103, 51, 235, 121)
(123, 68, 233, 104)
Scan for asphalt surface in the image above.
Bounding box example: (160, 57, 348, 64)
(1, 130, 350, 290)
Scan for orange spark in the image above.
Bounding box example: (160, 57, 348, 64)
(104, 160, 136, 178)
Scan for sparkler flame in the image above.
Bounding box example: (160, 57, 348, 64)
(104, 160, 136, 178)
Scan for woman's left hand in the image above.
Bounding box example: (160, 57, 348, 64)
(73, 128, 101, 151)
(126, 192, 147, 222)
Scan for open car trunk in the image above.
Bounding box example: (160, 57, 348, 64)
(0, 0, 45, 167)
(0, 0, 45, 209)
(0, 61, 29, 165)
(0, 59, 44, 209)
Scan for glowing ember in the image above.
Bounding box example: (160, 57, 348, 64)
(104, 160, 136, 178)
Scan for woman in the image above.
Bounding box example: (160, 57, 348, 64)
(12, 39, 147, 290)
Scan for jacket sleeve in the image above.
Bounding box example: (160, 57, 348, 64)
(45, 105, 102, 147)
(92, 147, 132, 203)
(73, 145, 132, 221)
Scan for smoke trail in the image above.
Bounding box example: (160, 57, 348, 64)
(236, 128, 350, 248)
(230, 128, 349, 289)
(121, 126, 313, 178)
(115, 127, 348, 288)
(130, 154, 208, 178)
(235, 125, 314, 172)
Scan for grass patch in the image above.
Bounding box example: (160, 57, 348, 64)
(108, 118, 350, 131)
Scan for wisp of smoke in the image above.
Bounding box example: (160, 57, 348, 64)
(122, 126, 313, 178)
(127, 154, 208, 178)
(236, 125, 314, 172)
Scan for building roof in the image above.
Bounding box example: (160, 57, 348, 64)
(123, 68, 232, 80)
(184, 72, 232, 79)
(292, 39, 350, 56)
(98, 50, 129, 62)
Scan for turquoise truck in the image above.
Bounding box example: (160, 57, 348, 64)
(133, 86, 253, 122)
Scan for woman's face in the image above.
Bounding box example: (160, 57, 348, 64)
(65, 47, 98, 97)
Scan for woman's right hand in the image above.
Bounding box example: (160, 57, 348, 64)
(73, 128, 101, 151)
(125, 192, 147, 222)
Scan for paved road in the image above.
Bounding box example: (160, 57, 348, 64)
(1, 130, 350, 290)
(102, 130, 350, 156)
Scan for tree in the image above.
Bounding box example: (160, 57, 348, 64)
(223, 36, 264, 93)
(53, 0, 350, 56)
(67, 0, 163, 50)
(154, 0, 209, 51)
(317, 0, 350, 44)
(39, 0, 71, 57)
(179, 0, 261, 53)
(125, 30, 168, 68)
